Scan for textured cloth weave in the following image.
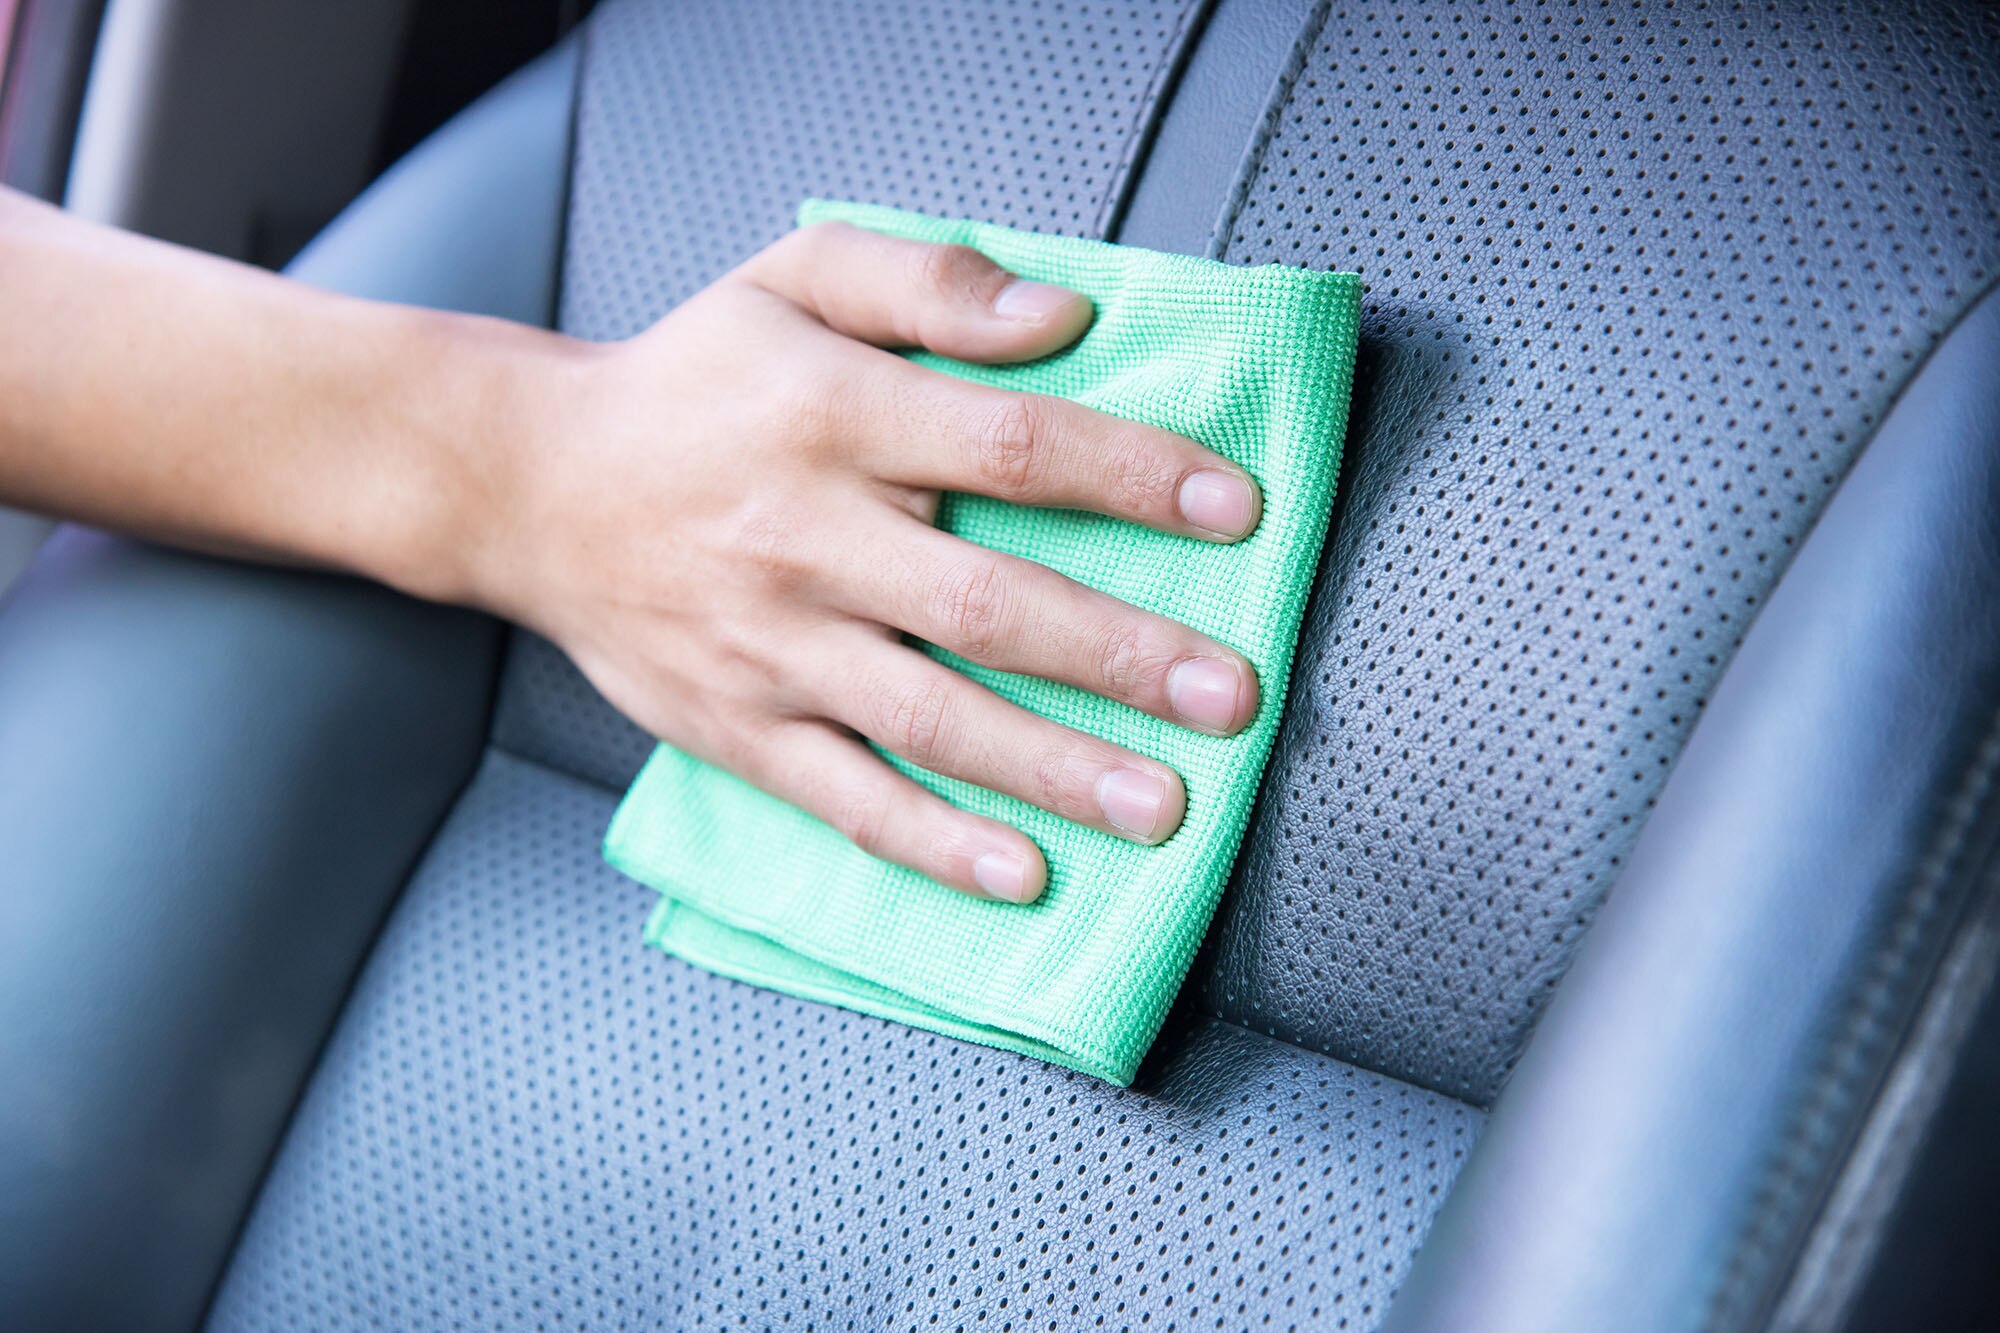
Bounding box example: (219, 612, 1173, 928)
(604, 200, 1359, 1084)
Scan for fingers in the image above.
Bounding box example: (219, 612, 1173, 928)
(740, 221, 1263, 542)
(741, 219, 1093, 364)
(862, 362, 1263, 541)
(821, 514, 1259, 736)
(744, 719, 1048, 903)
(809, 631, 1190, 848)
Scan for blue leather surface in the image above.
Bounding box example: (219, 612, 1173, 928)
(1194, 0, 2000, 1105)
(0, 41, 577, 1333)
(1383, 283, 2000, 1332)
(213, 3, 1492, 1328)
(209, 750, 1481, 1331)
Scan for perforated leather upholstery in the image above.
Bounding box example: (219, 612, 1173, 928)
(3, 1, 1992, 1330)
(1198, 0, 2000, 1105)
(211, 753, 1479, 1330)
(209, 3, 1494, 1328)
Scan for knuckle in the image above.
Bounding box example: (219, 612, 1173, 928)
(731, 501, 807, 588)
(1028, 747, 1093, 812)
(758, 335, 845, 420)
(1095, 618, 1172, 701)
(826, 784, 890, 855)
(784, 362, 853, 452)
(882, 678, 954, 768)
(708, 717, 767, 777)
(912, 242, 1004, 304)
(1104, 431, 1182, 515)
(931, 557, 1010, 657)
(971, 396, 1045, 497)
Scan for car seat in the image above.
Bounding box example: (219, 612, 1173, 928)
(3, 1, 1998, 1329)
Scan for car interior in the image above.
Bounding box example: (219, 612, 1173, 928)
(3, 0, 1998, 1329)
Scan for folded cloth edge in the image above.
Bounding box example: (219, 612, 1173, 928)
(642, 898, 1096, 1074)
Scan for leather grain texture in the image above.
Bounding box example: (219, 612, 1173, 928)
(1382, 278, 2000, 1333)
(0, 45, 575, 1333)
(213, 3, 1492, 1329)
(1196, 0, 2000, 1104)
(490, 0, 1213, 791)
(209, 752, 1480, 1331)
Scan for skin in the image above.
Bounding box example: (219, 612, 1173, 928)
(0, 187, 1262, 903)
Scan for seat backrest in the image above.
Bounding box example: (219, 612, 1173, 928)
(191, 1, 2000, 1329)
(503, 0, 2000, 1106)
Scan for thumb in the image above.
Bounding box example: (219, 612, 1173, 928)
(740, 219, 1093, 364)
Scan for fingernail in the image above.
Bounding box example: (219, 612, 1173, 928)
(1097, 768, 1171, 842)
(1169, 657, 1247, 734)
(1177, 469, 1259, 539)
(992, 279, 1081, 323)
(974, 850, 1037, 903)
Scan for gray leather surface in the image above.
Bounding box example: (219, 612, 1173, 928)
(0, 535, 498, 1333)
(0, 41, 577, 1333)
(30, 0, 1990, 1326)
(1830, 879, 2000, 1332)
(1115, 0, 1321, 258)
(1382, 282, 2000, 1333)
(1196, 0, 2000, 1104)
(216, 3, 1494, 1329)
(209, 751, 1481, 1332)
(285, 41, 579, 323)
(490, 0, 1213, 791)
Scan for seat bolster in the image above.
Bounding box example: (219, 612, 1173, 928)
(285, 39, 579, 321)
(0, 40, 577, 1333)
(1384, 281, 2000, 1333)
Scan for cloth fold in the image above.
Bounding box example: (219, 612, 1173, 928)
(604, 200, 1360, 1084)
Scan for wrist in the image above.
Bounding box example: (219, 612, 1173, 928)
(368, 311, 599, 622)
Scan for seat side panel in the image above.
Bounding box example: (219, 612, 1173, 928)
(0, 45, 577, 1332)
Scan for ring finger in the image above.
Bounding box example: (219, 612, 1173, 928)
(811, 628, 1188, 845)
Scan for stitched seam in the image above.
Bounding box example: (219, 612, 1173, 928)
(1091, 0, 1214, 241)
(1772, 875, 2000, 1327)
(1702, 701, 2000, 1331)
(1206, 0, 1334, 261)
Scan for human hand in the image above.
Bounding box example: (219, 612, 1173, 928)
(473, 222, 1262, 903)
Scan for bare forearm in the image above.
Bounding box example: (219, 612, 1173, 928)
(0, 186, 562, 602)
(0, 198, 1277, 900)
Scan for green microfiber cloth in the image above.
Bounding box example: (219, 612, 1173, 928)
(604, 200, 1360, 1085)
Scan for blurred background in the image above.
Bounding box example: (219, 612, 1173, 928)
(0, 0, 597, 591)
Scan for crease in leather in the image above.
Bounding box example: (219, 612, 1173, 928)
(1205, 0, 1332, 260)
(1091, 0, 1214, 240)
